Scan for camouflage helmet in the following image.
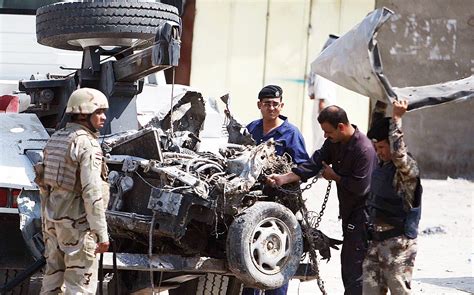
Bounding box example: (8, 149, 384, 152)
(65, 88, 109, 114)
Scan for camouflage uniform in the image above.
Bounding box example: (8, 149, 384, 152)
(39, 88, 109, 294)
(363, 104, 420, 295)
(363, 235, 417, 294)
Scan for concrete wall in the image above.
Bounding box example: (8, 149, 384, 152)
(190, 0, 375, 153)
(375, 0, 474, 179)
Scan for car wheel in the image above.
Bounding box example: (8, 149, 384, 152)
(226, 202, 303, 289)
(36, 1, 181, 51)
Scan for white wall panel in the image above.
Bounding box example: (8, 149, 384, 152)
(191, 0, 375, 150)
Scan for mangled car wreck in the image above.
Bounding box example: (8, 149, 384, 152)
(97, 91, 333, 291)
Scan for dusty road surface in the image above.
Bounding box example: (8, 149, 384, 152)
(286, 178, 473, 295)
(27, 179, 472, 294)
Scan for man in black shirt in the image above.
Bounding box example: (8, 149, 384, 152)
(267, 105, 377, 295)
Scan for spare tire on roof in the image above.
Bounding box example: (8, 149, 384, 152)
(36, 1, 181, 51)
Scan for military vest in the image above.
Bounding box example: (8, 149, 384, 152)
(43, 125, 91, 193)
(367, 161, 422, 239)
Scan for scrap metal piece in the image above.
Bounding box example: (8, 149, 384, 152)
(225, 141, 276, 194)
(122, 157, 139, 172)
(107, 128, 164, 162)
(311, 8, 395, 102)
(393, 76, 474, 110)
(17, 190, 44, 260)
(108, 173, 134, 211)
(155, 166, 209, 198)
(148, 188, 183, 216)
(220, 94, 255, 145)
(311, 7, 474, 110)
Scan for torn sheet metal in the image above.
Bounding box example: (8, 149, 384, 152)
(225, 141, 276, 194)
(311, 7, 474, 110)
(154, 165, 210, 198)
(393, 76, 474, 110)
(311, 8, 395, 102)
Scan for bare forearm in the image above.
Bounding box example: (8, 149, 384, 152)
(267, 172, 301, 187)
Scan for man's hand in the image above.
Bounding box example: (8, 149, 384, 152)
(375, 100, 388, 109)
(393, 99, 408, 120)
(318, 98, 326, 112)
(322, 161, 341, 182)
(266, 172, 300, 187)
(95, 242, 110, 254)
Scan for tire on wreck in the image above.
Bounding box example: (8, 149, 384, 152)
(36, 1, 181, 51)
(226, 202, 303, 290)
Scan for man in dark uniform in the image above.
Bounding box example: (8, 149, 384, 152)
(267, 105, 377, 295)
(363, 99, 421, 294)
(243, 85, 309, 295)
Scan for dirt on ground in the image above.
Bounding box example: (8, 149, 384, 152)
(26, 179, 473, 294)
(287, 178, 473, 295)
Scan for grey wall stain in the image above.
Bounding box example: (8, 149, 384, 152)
(375, 0, 474, 179)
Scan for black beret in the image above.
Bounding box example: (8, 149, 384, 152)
(367, 117, 390, 142)
(258, 85, 283, 100)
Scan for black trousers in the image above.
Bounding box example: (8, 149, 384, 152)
(341, 209, 369, 295)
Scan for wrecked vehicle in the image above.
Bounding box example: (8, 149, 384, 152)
(97, 89, 331, 291)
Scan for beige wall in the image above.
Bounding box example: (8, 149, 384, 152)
(191, 0, 375, 151)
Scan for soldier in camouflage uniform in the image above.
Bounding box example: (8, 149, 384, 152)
(362, 99, 422, 295)
(38, 88, 110, 294)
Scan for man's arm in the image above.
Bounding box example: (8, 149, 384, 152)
(287, 130, 310, 165)
(291, 141, 330, 182)
(318, 99, 326, 112)
(390, 100, 419, 182)
(75, 137, 110, 250)
(267, 172, 301, 187)
(390, 100, 419, 209)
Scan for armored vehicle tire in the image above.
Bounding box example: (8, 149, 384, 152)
(226, 202, 303, 290)
(36, 1, 181, 51)
(168, 274, 243, 295)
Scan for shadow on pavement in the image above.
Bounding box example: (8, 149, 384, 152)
(416, 277, 474, 293)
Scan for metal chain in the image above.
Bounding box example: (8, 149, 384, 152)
(314, 180, 331, 229)
(301, 174, 320, 192)
(296, 178, 332, 295)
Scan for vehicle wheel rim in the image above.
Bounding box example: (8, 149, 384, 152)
(68, 37, 144, 49)
(249, 217, 291, 275)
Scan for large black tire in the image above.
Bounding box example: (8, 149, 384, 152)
(36, 1, 181, 51)
(168, 274, 243, 295)
(227, 202, 303, 290)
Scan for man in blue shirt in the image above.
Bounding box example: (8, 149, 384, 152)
(246, 85, 309, 165)
(243, 85, 309, 295)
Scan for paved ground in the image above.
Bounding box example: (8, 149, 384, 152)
(26, 179, 473, 294)
(286, 178, 473, 295)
